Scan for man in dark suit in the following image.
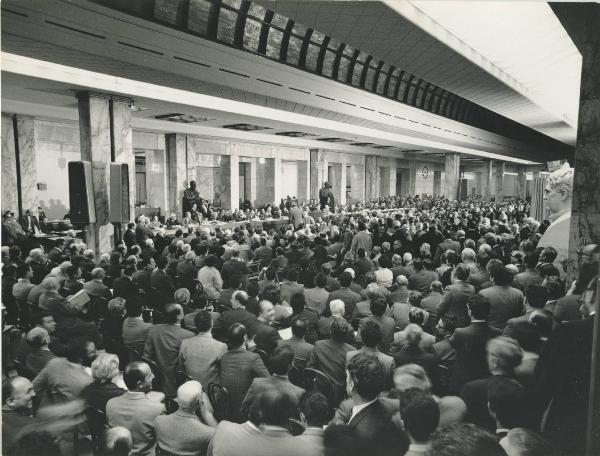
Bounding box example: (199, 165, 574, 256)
(219, 323, 270, 423)
(123, 222, 136, 250)
(450, 294, 501, 393)
(289, 204, 304, 229)
(346, 353, 409, 456)
(535, 281, 597, 455)
(150, 257, 175, 302)
(20, 209, 40, 235)
(133, 257, 155, 293)
(250, 300, 281, 353)
(83, 268, 112, 300)
(143, 303, 194, 398)
(240, 344, 304, 420)
(307, 318, 354, 387)
(433, 231, 461, 267)
(479, 266, 524, 331)
(326, 272, 361, 320)
(217, 290, 258, 335)
(437, 264, 476, 329)
(113, 265, 138, 299)
(283, 319, 314, 370)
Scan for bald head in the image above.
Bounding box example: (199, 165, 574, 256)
(177, 380, 202, 410)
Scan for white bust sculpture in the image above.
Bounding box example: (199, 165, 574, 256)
(537, 162, 574, 274)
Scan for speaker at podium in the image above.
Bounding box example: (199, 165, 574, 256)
(68, 161, 96, 224)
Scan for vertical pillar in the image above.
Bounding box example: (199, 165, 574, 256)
(481, 160, 493, 201)
(297, 160, 309, 202)
(433, 170, 442, 196)
(16, 117, 38, 214)
(408, 161, 418, 195)
(310, 149, 328, 201)
(365, 155, 379, 201)
(1, 115, 18, 213)
(516, 166, 527, 200)
(444, 153, 460, 200)
(474, 172, 482, 197)
(389, 163, 397, 197)
(351, 163, 365, 203)
(379, 166, 390, 196)
(339, 162, 347, 206)
(111, 102, 135, 222)
(494, 161, 505, 201)
(145, 149, 168, 213)
(249, 159, 257, 206)
(273, 156, 282, 205)
(166, 134, 187, 217)
(78, 93, 112, 255)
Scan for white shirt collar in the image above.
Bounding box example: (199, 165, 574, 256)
(348, 398, 377, 423)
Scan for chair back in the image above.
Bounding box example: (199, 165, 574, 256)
(93, 297, 109, 322)
(13, 358, 35, 380)
(176, 370, 193, 388)
(207, 382, 230, 422)
(141, 356, 163, 391)
(86, 405, 106, 455)
(303, 367, 342, 407)
(125, 344, 143, 362)
(288, 360, 304, 389)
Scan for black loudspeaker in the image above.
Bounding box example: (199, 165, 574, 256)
(68, 161, 96, 224)
(110, 163, 130, 224)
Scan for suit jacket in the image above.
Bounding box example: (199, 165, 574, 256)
(25, 348, 56, 375)
(408, 270, 438, 295)
(437, 281, 476, 329)
(143, 324, 194, 397)
(106, 391, 165, 456)
(218, 308, 258, 335)
(154, 409, 214, 456)
(12, 279, 35, 305)
(289, 207, 304, 228)
(240, 375, 305, 421)
(316, 316, 355, 345)
(282, 337, 314, 370)
(294, 428, 325, 456)
(20, 214, 40, 233)
(358, 315, 395, 352)
(122, 317, 152, 353)
(535, 317, 596, 454)
(307, 338, 354, 386)
(479, 285, 524, 330)
(250, 320, 282, 353)
(133, 268, 153, 293)
(207, 421, 313, 456)
(304, 287, 329, 315)
(433, 239, 461, 266)
(83, 279, 111, 298)
(347, 400, 409, 456)
(150, 269, 175, 300)
(326, 287, 361, 320)
(113, 276, 138, 299)
(178, 333, 228, 387)
(124, 229, 136, 248)
(347, 348, 395, 383)
(219, 348, 270, 423)
(350, 231, 372, 255)
(449, 321, 501, 392)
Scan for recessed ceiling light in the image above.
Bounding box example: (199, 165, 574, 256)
(154, 113, 210, 123)
(222, 123, 272, 131)
(275, 131, 317, 137)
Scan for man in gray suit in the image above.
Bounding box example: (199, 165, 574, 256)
(219, 323, 270, 423)
(122, 298, 152, 354)
(154, 380, 216, 456)
(283, 319, 314, 371)
(240, 345, 304, 421)
(289, 203, 304, 229)
(350, 222, 372, 256)
(143, 304, 194, 398)
(106, 362, 165, 456)
(178, 311, 228, 387)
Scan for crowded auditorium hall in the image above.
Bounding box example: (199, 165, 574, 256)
(1, 1, 599, 456)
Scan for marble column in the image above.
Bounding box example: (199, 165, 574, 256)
(474, 172, 482, 197)
(408, 161, 418, 195)
(444, 153, 460, 200)
(166, 134, 187, 217)
(310, 149, 328, 200)
(351, 164, 365, 203)
(1, 115, 18, 213)
(365, 155, 379, 202)
(481, 160, 493, 201)
(216, 154, 239, 210)
(78, 93, 112, 255)
(16, 117, 38, 214)
(389, 164, 397, 197)
(379, 166, 390, 196)
(297, 160, 309, 202)
(111, 102, 135, 222)
(433, 170, 442, 196)
(273, 156, 282, 206)
(145, 149, 168, 213)
(516, 166, 527, 200)
(494, 161, 505, 201)
(329, 162, 347, 206)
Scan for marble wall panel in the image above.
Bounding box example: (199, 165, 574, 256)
(1, 116, 18, 212)
(145, 149, 168, 212)
(310, 149, 327, 200)
(16, 117, 38, 213)
(365, 155, 379, 202)
(515, 167, 527, 199)
(444, 153, 460, 200)
(494, 162, 505, 201)
(297, 160, 309, 202)
(433, 171, 442, 196)
(350, 164, 365, 204)
(112, 102, 135, 222)
(166, 134, 188, 217)
(481, 160, 493, 200)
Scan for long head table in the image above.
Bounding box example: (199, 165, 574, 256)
(156, 218, 291, 237)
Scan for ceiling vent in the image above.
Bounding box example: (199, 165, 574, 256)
(222, 123, 272, 131)
(316, 137, 352, 143)
(155, 113, 210, 123)
(275, 131, 317, 137)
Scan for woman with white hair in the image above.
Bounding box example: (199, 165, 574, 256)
(83, 353, 126, 413)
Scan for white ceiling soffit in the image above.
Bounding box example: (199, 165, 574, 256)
(402, 1, 581, 131)
(255, 0, 579, 146)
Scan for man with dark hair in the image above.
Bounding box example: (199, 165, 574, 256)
(12, 263, 35, 307)
(503, 284, 548, 335)
(350, 223, 372, 256)
(400, 389, 440, 455)
(240, 344, 304, 421)
(512, 253, 543, 292)
(295, 391, 332, 451)
(24, 327, 57, 375)
(207, 389, 313, 456)
(487, 376, 526, 439)
(361, 296, 395, 352)
(254, 237, 273, 268)
(408, 258, 438, 295)
(107, 361, 165, 456)
(449, 294, 501, 393)
(468, 252, 491, 291)
(437, 264, 475, 329)
(178, 310, 227, 387)
(479, 266, 525, 330)
(283, 319, 314, 371)
(304, 272, 329, 315)
(219, 323, 269, 423)
(218, 290, 258, 335)
(122, 296, 152, 354)
(433, 232, 461, 267)
(2, 376, 37, 448)
(143, 303, 194, 398)
(150, 256, 175, 302)
(308, 317, 354, 388)
(283, 293, 319, 344)
(123, 222, 136, 249)
(113, 265, 138, 299)
(353, 247, 375, 277)
(326, 272, 361, 320)
(428, 423, 505, 456)
(280, 268, 304, 305)
(348, 320, 395, 383)
(251, 299, 282, 353)
(218, 273, 242, 310)
(257, 267, 278, 294)
(346, 353, 408, 456)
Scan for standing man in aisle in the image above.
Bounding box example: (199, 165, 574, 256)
(319, 182, 333, 210)
(183, 180, 201, 218)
